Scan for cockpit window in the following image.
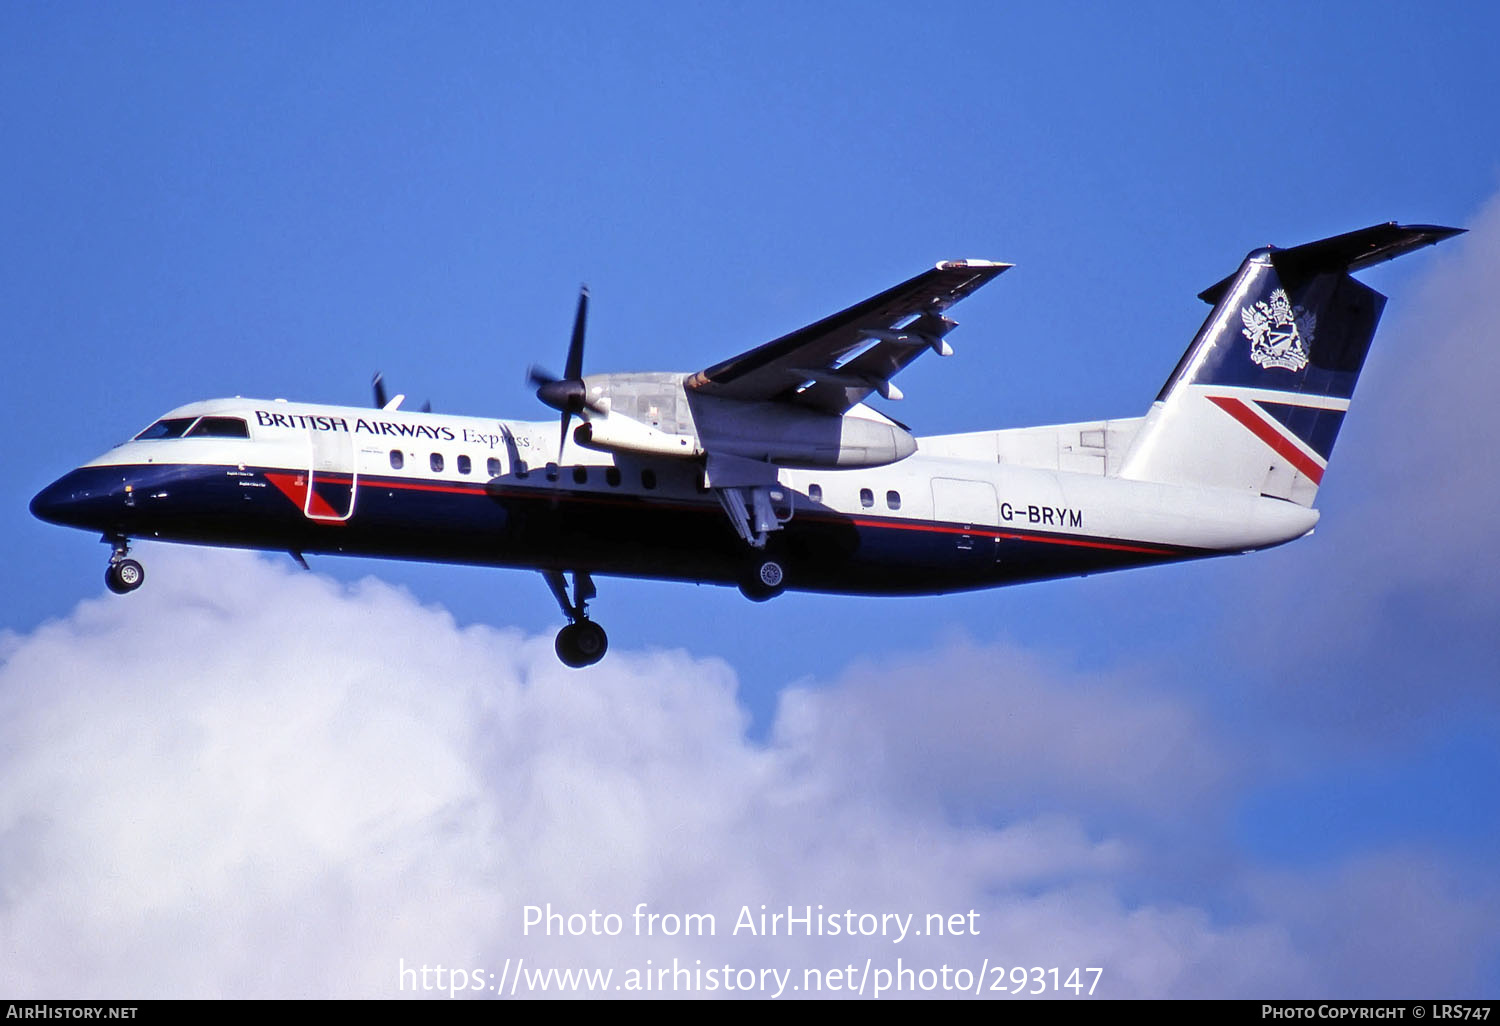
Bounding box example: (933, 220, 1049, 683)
(184, 416, 250, 438)
(133, 418, 197, 440)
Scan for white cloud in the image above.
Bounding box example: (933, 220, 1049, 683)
(1215, 195, 1500, 730)
(776, 639, 1232, 821)
(0, 547, 1490, 997)
(1295, 195, 1500, 617)
(1244, 853, 1499, 998)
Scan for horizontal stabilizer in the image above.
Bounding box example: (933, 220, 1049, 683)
(1198, 222, 1465, 304)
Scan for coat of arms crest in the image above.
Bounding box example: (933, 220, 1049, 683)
(1241, 288, 1315, 372)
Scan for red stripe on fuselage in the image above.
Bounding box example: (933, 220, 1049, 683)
(263, 468, 1192, 556)
(374, 473, 1186, 555)
(1207, 396, 1326, 484)
(846, 517, 1176, 554)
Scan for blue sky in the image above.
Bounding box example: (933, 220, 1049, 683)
(3, 2, 1499, 998)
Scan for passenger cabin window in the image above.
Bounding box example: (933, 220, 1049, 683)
(389, 450, 404, 470)
(886, 490, 901, 510)
(487, 457, 501, 477)
(641, 469, 657, 490)
(184, 416, 250, 438)
(457, 455, 472, 475)
(808, 483, 823, 503)
(134, 418, 196, 440)
(430, 453, 444, 473)
(606, 467, 621, 487)
(860, 487, 874, 508)
(573, 466, 588, 484)
(545, 463, 559, 482)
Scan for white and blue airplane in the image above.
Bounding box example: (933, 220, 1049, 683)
(31, 223, 1460, 666)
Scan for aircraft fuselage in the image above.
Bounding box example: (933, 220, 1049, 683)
(31, 396, 1316, 597)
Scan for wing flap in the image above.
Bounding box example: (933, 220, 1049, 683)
(687, 260, 1009, 413)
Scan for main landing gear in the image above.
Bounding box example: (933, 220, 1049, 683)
(713, 480, 792, 603)
(103, 535, 144, 595)
(542, 569, 608, 668)
(738, 551, 787, 602)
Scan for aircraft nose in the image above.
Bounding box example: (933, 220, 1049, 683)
(30, 471, 99, 528)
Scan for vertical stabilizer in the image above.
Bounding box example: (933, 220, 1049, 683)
(1117, 223, 1462, 505)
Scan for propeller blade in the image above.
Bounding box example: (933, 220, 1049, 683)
(528, 364, 559, 389)
(558, 410, 573, 462)
(372, 372, 388, 409)
(564, 285, 589, 380)
(420, 399, 432, 414)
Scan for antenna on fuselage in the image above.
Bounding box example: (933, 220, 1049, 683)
(371, 371, 431, 413)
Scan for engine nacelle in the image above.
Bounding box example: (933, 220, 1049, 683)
(691, 395, 916, 468)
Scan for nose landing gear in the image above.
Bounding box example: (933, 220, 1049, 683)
(542, 569, 608, 668)
(103, 535, 144, 594)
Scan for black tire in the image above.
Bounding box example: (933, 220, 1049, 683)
(555, 620, 608, 668)
(738, 555, 786, 602)
(105, 558, 145, 595)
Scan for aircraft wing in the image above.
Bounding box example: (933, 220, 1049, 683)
(685, 260, 1011, 414)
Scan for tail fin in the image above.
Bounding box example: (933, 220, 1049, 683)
(1118, 222, 1463, 505)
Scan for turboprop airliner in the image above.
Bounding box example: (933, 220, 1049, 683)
(31, 222, 1460, 666)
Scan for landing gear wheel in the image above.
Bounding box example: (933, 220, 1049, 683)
(738, 555, 786, 602)
(555, 620, 608, 668)
(105, 558, 145, 595)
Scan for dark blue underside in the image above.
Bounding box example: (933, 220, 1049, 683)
(32, 463, 1208, 595)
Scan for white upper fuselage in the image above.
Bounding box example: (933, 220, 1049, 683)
(81, 395, 1319, 561)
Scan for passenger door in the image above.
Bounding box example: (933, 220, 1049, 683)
(305, 427, 357, 521)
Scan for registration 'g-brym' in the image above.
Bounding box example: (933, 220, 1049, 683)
(32, 223, 1461, 666)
